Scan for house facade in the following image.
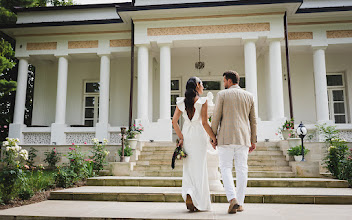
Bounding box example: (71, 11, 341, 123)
(2, 0, 352, 146)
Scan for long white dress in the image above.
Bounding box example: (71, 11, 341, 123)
(176, 97, 212, 211)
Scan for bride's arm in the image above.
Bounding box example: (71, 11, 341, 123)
(201, 101, 216, 142)
(172, 106, 184, 143)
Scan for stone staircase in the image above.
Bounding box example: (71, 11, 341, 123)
(130, 141, 296, 178)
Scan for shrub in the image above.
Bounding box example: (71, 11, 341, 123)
(44, 148, 61, 167)
(287, 145, 310, 156)
(316, 123, 340, 143)
(66, 146, 88, 180)
(54, 166, 77, 188)
(18, 187, 34, 200)
(325, 138, 348, 178)
(27, 147, 38, 167)
(118, 146, 133, 157)
(339, 148, 352, 187)
(0, 138, 28, 203)
(91, 138, 110, 172)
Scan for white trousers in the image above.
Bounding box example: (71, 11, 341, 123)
(218, 145, 249, 205)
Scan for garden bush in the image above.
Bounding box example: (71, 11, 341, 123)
(339, 148, 352, 187)
(325, 138, 349, 178)
(91, 138, 110, 173)
(44, 148, 61, 167)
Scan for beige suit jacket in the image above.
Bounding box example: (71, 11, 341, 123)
(211, 85, 257, 147)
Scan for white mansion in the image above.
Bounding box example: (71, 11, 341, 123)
(1, 0, 352, 146)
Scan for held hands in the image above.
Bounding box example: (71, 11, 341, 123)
(210, 138, 217, 150)
(249, 143, 256, 153)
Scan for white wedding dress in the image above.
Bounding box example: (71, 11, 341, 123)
(176, 97, 212, 211)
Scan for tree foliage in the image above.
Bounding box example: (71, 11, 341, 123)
(0, 0, 75, 142)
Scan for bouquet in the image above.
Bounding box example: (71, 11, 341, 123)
(171, 139, 188, 169)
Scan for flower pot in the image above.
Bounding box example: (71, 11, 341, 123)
(128, 139, 138, 150)
(288, 138, 301, 148)
(294, 155, 303, 162)
(124, 156, 130, 162)
(281, 129, 292, 140)
(135, 134, 140, 140)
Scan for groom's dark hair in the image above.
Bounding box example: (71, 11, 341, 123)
(223, 70, 240, 84)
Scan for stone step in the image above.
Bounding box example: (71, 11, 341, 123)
(87, 177, 349, 188)
(133, 165, 291, 172)
(130, 170, 296, 178)
(136, 159, 289, 166)
(48, 186, 352, 204)
(2, 201, 352, 220)
(138, 154, 287, 160)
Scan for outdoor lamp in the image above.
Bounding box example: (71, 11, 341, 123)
(296, 122, 307, 161)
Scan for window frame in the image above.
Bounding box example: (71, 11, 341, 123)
(82, 80, 100, 127)
(326, 73, 348, 124)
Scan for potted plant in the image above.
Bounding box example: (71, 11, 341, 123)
(130, 124, 144, 140)
(126, 128, 138, 150)
(287, 130, 301, 148)
(118, 146, 133, 162)
(278, 118, 294, 140)
(287, 145, 310, 162)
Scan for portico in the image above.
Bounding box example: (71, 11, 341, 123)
(2, 0, 352, 146)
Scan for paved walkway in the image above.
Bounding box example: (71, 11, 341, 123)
(52, 186, 352, 196)
(1, 201, 352, 220)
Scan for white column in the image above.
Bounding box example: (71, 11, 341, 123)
(159, 44, 171, 120)
(51, 56, 69, 145)
(313, 46, 330, 123)
(54, 56, 69, 124)
(137, 45, 149, 120)
(244, 39, 258, 118)
(96, 54, 111, 141)
(268, 39, 285, 121)
(13, 58, 29, 124)
(98, 54, 110, 125)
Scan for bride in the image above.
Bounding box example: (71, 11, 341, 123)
(172, 77, 217, 212)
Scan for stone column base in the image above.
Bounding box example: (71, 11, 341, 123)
(51, 123, 67, 145)
(95, 123, 110, 142)
(8, 123, 26, 143)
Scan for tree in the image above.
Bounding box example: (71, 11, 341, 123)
(0, 0, 75, 142)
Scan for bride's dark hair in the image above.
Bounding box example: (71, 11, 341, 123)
(184, 77, 201, 120)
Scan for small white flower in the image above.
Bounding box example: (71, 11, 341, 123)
(15, 138, 20, 142)
(6, 146, 10, 151)
(2, 141, 9, 147)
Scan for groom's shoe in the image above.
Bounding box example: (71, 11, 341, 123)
(228, 198, 240, 214)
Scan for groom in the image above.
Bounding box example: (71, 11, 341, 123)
(211, 70, 257, 214)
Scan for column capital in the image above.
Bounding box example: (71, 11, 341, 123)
(54, 54, 70, 59)
(267, 37, 284, 42)
(97, 53, 111, 58)
(242, 37, 258, 44)
(157, 42, 173, 48)
(135, 43, 151, 49)
(16, 56, 30, 60)
(312, 45, 328, 51)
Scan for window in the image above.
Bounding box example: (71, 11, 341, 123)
(239, 77, 246, 89)
(203, 81, 221, 90)
(83, 81, 100, 127)
(327, 73, 348, 124)
(171, 78, 181, 119)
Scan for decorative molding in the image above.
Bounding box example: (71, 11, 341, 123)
(23, 133, 51, 145)
(110, 132, 122, 145)
(16, 30, 131, 37)
(110, 39, 132, 47)
(135, 12, 283, 22)
(288, 32, 313, 40)
(289, 20, 352, 26)
(147, 23, 270, 36)
(27, 42, 57, 50)
(68, 40, 98, 49)
(65, 133, 96, 145)
(327, 30, 352, 39)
